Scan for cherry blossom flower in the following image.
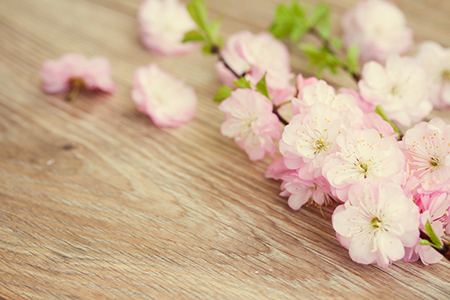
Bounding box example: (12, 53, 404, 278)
(415, 41, 450, 108)
(323, 128, 405, 201)
(215, 31, 294, 105)
(132, 64, 197, 127)
(40, 53, 116, 100)
(280, 103, 347, 179)
(359, 55, 432, 127)
(404, 192, 450, 265)
(292, 80, 363, 122)
(341, 0, 413, 62)
(401, 118, 450, 193)
(333, 182, 420, 268)
(282, 175, 334, 210)
(218, 89, 282, 161)
(138, 0, 197, 56)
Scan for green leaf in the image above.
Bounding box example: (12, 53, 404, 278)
(202, 44, 213, 54)
(209, 18, 222, 44)
(315, 16, 331, 39)
(213, 85, 233, 103)
(424, 220, 444, 249)
(182, 30, 205, 43)
(255, 73, 270, 99)
(375, 105, 402, 138)
(186, 0, 209, 32)
(270, 22, 292, 40)
(275, 3, 292, 22)
(290, 21, 308, 43)
(291, 0, 306, 19)
(419, 240, 435, 247)
(331, 37, 344, 50)
(309, 3, 329, 27)
(346, 45, 360, 74)
(233, 77, 252, 89)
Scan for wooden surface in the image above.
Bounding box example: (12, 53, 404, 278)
(1, 0, 450, 299)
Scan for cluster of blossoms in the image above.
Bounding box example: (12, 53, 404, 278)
(40, 0, 450, 268)
(213, 1, 450, 268)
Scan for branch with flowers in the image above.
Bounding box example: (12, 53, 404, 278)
(39, 0, 450, 269)
(181, 0, 450, 268)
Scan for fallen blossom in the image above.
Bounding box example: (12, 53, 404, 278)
(40, 53, 116, 99)
(138, 0, 197, 56)
(132, 63, 197, 127)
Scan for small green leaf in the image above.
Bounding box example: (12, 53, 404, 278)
(186, 0, 209, 32)
(331, 37, 344, 50)
(291, 0, 306, 19)
(346, 45, 360, 74)
(419, 239, 435, 247)
(309, 3, 329, 27)
(270, 23, 292, 40)
(213, 85, 233, 103)
(182, 30, 205, 43)
(290, 21, 308, 43)
(424, 220, 444, 249)
(202, 44, 213, 54)
(233, 77, 252, 89)
(255, 73, 270, 99)
(315, 16, 331, 39)
(209, 18, 222, 44)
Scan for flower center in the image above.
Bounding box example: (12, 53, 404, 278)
(391, 85, 400, 95)
(371, 217, 382, 229)
(356, 159, 369, 178)
(430, 156, 440, 167)
(442, 70, 450, 82)
(313, 138, 328, 154)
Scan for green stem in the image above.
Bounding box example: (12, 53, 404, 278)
(375, 105, 403, 139)
(309, 28, 361, 82)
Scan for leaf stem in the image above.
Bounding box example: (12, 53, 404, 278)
(309, 28, 361, 82)
(211, 45, 289, 126)
(374, 105, 403, 139)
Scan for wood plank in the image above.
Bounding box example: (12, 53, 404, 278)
(0, 0, 449, 299)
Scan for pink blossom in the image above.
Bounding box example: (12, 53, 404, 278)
(265, 157, 292, 181)
(40, 53, 116, 95)
(415, 41, 450, 108)
(323, 128, 405, 201)
(341, 0, 413, 62)
(292, 80, 363, 122)
(218, 89, 282, 161)
(132, 64, 197, 127)
(333, 182, 420, 268)
(404, 192, 450, 265)
(282, 175, 334, 210)
(138, 0, 197, 56)
(215, 31, 294, 105)
(280, 103, 347, 179)
(401, 118, 450, 193)
(359, 55, 432, 127)
(338, 87, 374, 114)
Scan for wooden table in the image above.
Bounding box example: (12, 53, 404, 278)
(1, 0, 449, 299)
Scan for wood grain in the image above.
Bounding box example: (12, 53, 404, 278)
(0, 0, 449, 299)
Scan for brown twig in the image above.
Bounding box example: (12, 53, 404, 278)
(211, 44, 290, 126)
(420, 230, 450, 261)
